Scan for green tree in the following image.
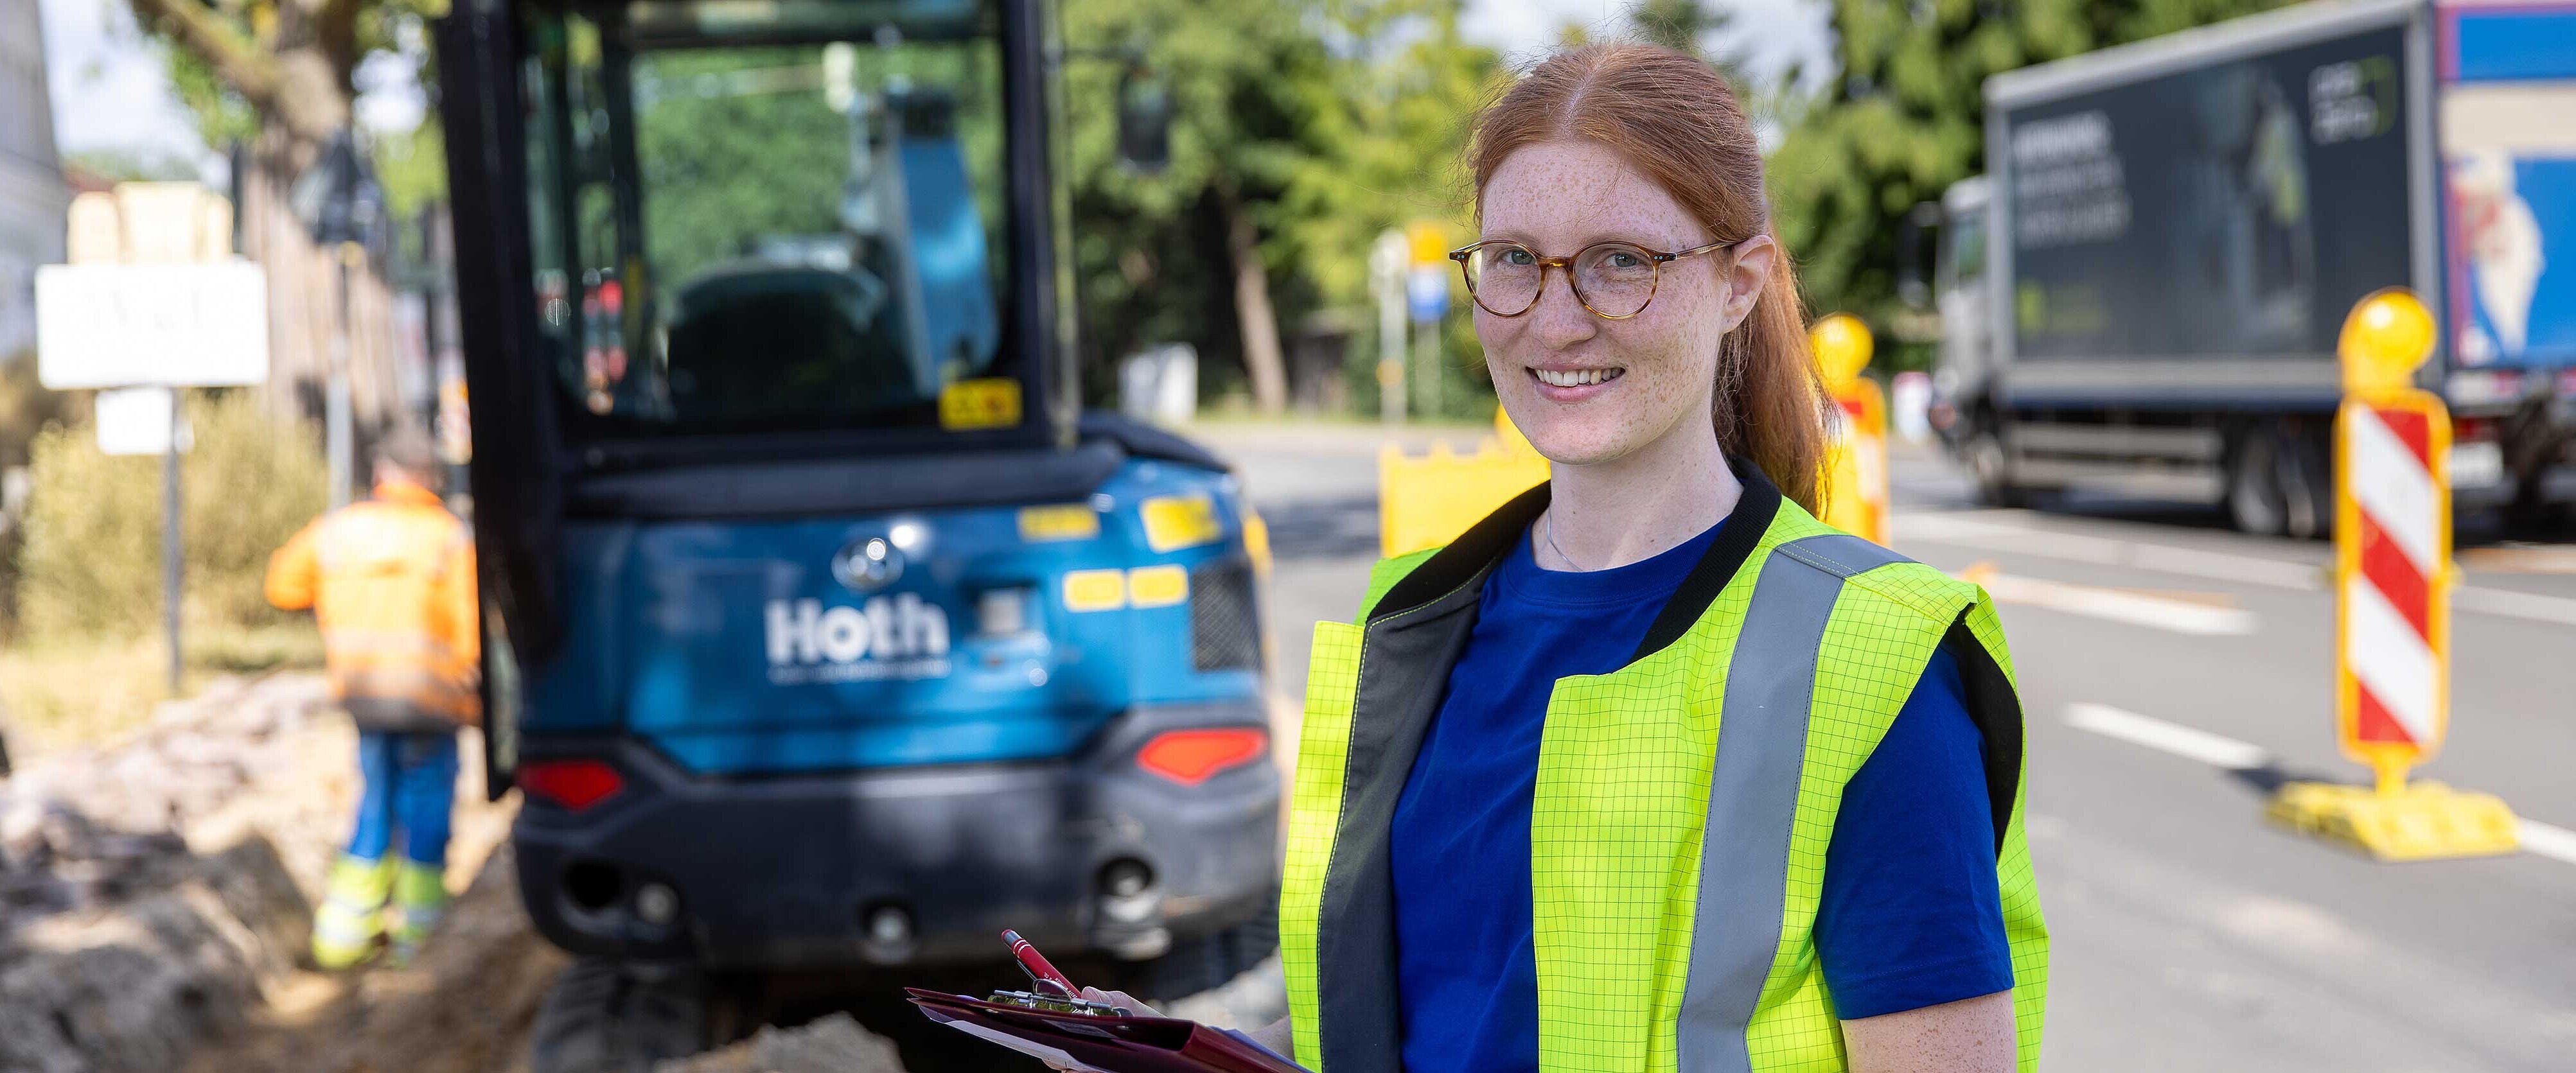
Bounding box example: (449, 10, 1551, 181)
(127, 0, 452, 432)
(1769, 0, 2290, 340)
(1628, 0, 1742, 69)
(1054, 0, 1334, 413)
(1057, 0, 1501, 414)
(130, 0, 444, 158)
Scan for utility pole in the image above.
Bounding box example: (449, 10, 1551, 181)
(289, 130, 384, 506)
(328, 241, 355, 507)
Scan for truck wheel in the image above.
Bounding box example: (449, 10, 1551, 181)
(1967, 427, 2027, 509)
(529, 959, 712, 1073)
(2282, 429, 2332, 541)
(1113, 899, 1280, 1004)
(2228, 427, 2327, 539)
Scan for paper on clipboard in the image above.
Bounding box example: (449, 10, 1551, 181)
(1214, 1029, 1304, 1070)
(937, 1016, 1111, 1072)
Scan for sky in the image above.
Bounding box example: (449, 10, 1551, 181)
(39, 0, 1835, 167)
(1460, 0, 1831, 86)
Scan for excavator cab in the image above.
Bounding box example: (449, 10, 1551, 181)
(433, 0, 1276, 1065)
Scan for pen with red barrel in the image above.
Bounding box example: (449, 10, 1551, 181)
(1003, 929, 1079, 998)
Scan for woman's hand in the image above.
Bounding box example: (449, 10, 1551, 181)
(1040, 988, 1160, 1072)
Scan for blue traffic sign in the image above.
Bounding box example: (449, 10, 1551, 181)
(1407, 266, 1449, 323)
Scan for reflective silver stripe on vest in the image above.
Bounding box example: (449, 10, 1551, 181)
(1676, 534, 1902, 1071)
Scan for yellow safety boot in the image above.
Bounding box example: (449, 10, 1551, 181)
(387, 860, 450, 967)
(312, 855, 396, 970)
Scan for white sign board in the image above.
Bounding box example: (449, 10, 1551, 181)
(94, 387, 191, 457)
(34, 263, 269, 389)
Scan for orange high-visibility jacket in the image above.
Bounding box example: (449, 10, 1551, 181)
(266, 480, 481, 730)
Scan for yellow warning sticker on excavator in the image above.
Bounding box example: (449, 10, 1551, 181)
(1140, 496, 1222, 552)
(1063, 569, 1127, 613)
(1018, 504, 1100, 543)
(1128, 564, 1190, 608)
(939, 378, 1023, 430)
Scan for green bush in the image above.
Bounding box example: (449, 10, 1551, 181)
(14, 391, 328, 643)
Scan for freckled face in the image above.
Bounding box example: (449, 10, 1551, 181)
(1476, 141, 1740, 467)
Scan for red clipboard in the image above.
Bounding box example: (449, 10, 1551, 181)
(906, 988, 1309, 1073)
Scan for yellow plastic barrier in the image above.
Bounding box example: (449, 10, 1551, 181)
(1812, 313, 1889, 546)
(2265, 289, 2519, 862)
(1379, 408, 1551, 557)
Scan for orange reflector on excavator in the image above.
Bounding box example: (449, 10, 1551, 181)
(1136, 728, 1268, 787)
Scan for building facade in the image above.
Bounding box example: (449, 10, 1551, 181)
(0, 0, 71, 358)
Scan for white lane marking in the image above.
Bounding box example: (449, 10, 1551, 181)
(2065, 702, 2271, 770)
(2066, 702, 2576, 869)
(1900, 513, 2324, 591)
(2346, 405, 2441, 573)
(2516, 819, 2576, 866)
(1972, 570, 2258, 636)
(2453, 584, 2576, 627)
(2343, 576, 2440, 742)
(2131, 543, 2326, 591)
(1905, 510, 2576, 628)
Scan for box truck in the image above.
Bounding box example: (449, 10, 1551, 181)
(1922, 0, 2576, 535)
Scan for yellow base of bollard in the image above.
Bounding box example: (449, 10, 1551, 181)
(2266, 780, 2521, 862)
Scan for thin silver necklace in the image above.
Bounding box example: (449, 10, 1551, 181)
(1541, 510, 1596, 572)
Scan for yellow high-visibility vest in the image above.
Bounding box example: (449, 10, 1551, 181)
(1280, 462, 2049, 1072)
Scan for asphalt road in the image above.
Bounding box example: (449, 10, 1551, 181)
(1195, 421, 2576, 1072)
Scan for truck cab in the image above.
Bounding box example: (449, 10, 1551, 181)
(1924, 177, 2005, 498)
(433, 0, 1278, 1065)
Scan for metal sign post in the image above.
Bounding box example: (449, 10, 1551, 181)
(163, 390, 183, 693)
(93, 385, 192, 694)
(1371, 231, 1409, 426)
(1405, 222, 1449, 421)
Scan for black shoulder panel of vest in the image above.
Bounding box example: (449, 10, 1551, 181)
(1943, 620, 2025, 858)
(1628, 457, 1782, 660)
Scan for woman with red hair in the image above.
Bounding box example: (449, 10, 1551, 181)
(1077, 44, 2049, 1073)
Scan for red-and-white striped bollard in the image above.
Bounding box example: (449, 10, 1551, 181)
(2335, 378, 2451, 791)
(2273, 288, 2519, 860)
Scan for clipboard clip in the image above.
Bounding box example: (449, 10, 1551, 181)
(984, 988, 1134, 1018)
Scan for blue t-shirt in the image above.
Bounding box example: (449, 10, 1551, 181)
(1388, 520, 2013, 1073)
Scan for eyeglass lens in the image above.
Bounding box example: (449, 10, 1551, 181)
(1462, 243, 1661, 317)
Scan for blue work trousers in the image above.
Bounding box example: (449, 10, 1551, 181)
(346, 730, 459, 866)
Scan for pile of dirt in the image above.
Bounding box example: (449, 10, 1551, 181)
(0, 673, 539, 1073)
(177, 844, 567, 1073)
(1, 675, 335, 852)
(0, 674, 337, 1073)
(654, 1014, 906, 1073)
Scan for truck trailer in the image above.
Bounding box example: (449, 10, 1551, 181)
(1923, 0, 2576, 535)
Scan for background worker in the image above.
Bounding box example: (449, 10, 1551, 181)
(1067, 42, 2045, 1072)
(265, 427, 480, 969)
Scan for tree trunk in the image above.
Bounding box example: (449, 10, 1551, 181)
(1219, 190, 1290, 415)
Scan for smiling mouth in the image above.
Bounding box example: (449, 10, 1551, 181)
(1531, 367, 1625, 388)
